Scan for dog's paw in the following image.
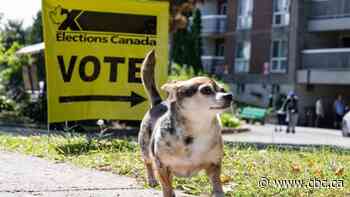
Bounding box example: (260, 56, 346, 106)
(148, 178, 159, 188)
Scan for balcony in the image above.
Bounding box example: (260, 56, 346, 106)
(201, 15, 227, 37)
(308, 0, 350, 32)
(298, 48, 350, 84)
(302, 48, 350, 70)
(201, 56, 225, 75)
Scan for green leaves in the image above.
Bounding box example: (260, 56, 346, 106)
(220, 113, 241, 128)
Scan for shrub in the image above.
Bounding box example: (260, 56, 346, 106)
(0, 96, 15, 112)
(220, 112, 240, 128)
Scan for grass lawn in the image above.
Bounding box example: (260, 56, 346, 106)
(0, 133, 349, 196)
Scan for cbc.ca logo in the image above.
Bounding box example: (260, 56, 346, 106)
(258, 177, 344, 189)
(258, 177, 270, 189)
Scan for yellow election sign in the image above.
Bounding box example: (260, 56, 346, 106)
(42, 0, 169, 123)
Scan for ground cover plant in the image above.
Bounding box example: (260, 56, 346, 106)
(0, 133, 348, 196)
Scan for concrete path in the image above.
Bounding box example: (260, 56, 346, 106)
(0, 151, 189, 197)
(223, 124, 350, 148)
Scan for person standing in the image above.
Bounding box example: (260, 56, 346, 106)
(275, 94, 287, 132)
(315, 98, 324, 128)
(334, 94, 345, 129)
(285, 92, 298, 134)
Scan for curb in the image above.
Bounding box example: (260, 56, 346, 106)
(221, 127, 250, 134)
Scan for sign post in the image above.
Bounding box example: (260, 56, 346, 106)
(42, 0, 169, 123)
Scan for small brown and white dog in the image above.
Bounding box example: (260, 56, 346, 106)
(138, 50, 233, 197)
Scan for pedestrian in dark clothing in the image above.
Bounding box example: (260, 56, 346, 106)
(315, 98, 324, 128)
(334, 94, 345, 129)
(275, 94, 287, 132)
(285, 91, 298, 134)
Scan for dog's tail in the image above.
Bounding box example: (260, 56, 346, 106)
(141, 49, 162, 107)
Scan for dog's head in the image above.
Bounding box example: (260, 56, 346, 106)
(161, 77, 233, 119)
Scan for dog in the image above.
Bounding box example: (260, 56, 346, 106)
(138, 50, 233, 197)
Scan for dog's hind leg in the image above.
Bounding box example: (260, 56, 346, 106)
(139, 117, 159, 187)
(206, 164, 225, 197)
(157, 166, 175, 197)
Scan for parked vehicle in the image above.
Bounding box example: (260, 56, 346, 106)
(342, 112, 350, 137)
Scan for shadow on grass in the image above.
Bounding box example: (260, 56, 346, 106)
(226, 142, 350, 155)
(55, 139, 138, 156)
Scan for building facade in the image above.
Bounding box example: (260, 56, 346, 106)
(198, 0, 350, 126)
(197, 0, 228, 76)
(297, 0, 350, 126)
(225, 0, 296, 108)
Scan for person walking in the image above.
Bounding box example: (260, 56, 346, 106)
(334, 94, 346, 129)
(285, 91, 298, 134)
(275, 94, 287, 132)
(315, 98, 324, 128)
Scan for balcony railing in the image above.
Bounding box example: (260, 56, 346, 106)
(201, 15, 227, 35)
(309, 0, 350, 19)
(302, 48, 350, 70)
(201, 56, 225, 74)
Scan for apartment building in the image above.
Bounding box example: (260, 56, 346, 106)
(298, 0, 350, 125)
(225, 0, 295, 107)
(216, 0, 350, 126)
(197, 0, 228, 75)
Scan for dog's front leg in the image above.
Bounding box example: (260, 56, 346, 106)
(157, 166, 175, 197)
(145, 161, 158, 187)
(206, 164, 225, 197)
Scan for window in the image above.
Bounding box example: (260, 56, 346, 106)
(219, 2, 227, 15)
(237, 0, 253, 29)
(273, 0, 290, 26)
(272, 84, 281, 94)
(235, 41, 251, 73)
(216, 40, 225, 56)
(236, 83, 246, 95)
(271, 40, 288, 73)
(341, 36, 350, 48)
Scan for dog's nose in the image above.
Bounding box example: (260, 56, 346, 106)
(222, 93, 233, 101)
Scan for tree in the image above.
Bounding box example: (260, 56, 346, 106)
(172, 29, 190, 66)
(1, 20, 26, 50)
(159, 0, 204, 31)
(28, 11, 46, 82)
(189, 9, 203, 74)
(0, 42, 29, 101)
(29, 11, 43, 44)
(171, 9, 203, 74)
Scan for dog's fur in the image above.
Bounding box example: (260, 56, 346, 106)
(138, 50, 233, 197)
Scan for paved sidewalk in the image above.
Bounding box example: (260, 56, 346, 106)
(223, 124, 350, 149)
(0, 151, 189, 197)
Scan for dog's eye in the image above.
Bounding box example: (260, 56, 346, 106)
(219, 87, 226, 93)
(201, 87, 214, 95)
(182, 86, 197, 97)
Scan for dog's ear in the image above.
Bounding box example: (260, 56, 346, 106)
(161, 81, 179, 102)
(161, 80, 178, 92)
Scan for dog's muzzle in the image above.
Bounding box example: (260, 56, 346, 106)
(210, 93, 233, 110)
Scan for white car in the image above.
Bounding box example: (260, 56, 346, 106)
(342, 112, 350, 137)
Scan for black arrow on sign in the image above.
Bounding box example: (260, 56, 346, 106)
(59, 91, 147, 107)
